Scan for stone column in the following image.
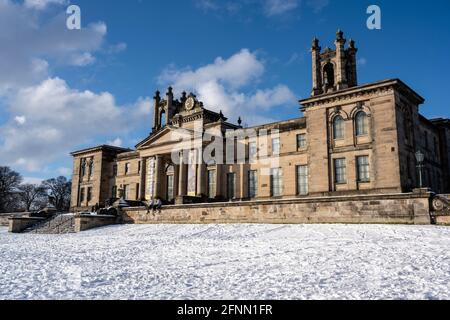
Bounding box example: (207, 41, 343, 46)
(154, 155, 163, 198)
(139, 158, 147, 200)
(215, 164, 223, 199)
(239, 164, 245, 200)
(178, 152, 187, 197)
(311, 37, 322, 96)
(173, 164, 180, 199)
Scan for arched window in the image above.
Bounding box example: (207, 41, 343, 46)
(333, 116, 345, 140)
(323, 63, 335, 87)
(355, 111, 368, 136)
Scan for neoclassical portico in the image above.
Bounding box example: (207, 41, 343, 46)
(134, 89, 239, 204)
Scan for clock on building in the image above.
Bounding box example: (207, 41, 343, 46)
(185, 97, 195, 110)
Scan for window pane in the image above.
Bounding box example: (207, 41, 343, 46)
(227, 173, 236, 199)
(297, 165, 309, 195)
(272, 138, 280, 155)
(271, 168, 283, 197)
(356, 112, 368, 136)
(208, 170, 216, 199)
(334, 158, 346, 184)
(248, 170, 258, 198)
(167, 176, 174, 201)
(333, 116, 344, 140)
(297, 134, 307, 149)
(357, 156, 370, 182)
(249, 142, 257, 163)
(124, 185, 129, 200)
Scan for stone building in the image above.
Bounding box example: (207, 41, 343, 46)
(70, 31, 450, 212)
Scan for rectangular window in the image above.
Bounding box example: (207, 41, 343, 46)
(296, 165, 309, 195)
(249, 142, 257, 163)
(112, 186, 117, 199)
(79, 188, 85, 204)
(113, 164, 118, 176)
(125, 163, 130, 175)
(270, 168, 283, 197)
(208, 170, 216, 199)
(357, 156, 370, 182)
(297, 134, 307, 149)
(138, 161, 141, 174)
(227, 173, 236, 200)
(88, 161, 94, 177)
(81, 159, 86, 177)
(136, 183, 140, 200)
(334, 158, 347, 184)
(123, 185, 129, 200)
(248, 170, 258, 199)
(272, 138, 280, 156)
(87, 187, 92, 202)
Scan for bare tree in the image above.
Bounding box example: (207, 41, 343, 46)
(17, 184, 48, 212)
(42, 176, 72, 212)
(0, 166, 23, 213)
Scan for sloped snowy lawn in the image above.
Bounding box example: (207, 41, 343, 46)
(0, 224, 449, 300)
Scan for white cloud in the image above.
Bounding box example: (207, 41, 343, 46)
(306, 0, 329, 13)
(0, 78, 150, 172)
(24, 0, 67, 10)
(195, 0, 301, 17)
(194, 0, 329, 17)
(106, 138, 123, 147)
(23, 177, 44, 185)
(0, 0, 107, 92)
(14, 116, 27, 125)
(69, 52, 96, 66)
(57, 167, 72, 176)
(0, 1, 132, 176)
(264, 0, 299, 16)
(158, 49, 296, 125)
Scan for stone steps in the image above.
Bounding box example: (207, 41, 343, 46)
(24, 215, 76, 234)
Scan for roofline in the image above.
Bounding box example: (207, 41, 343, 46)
(242, 117, 306, 131)
(431, 118, 450, 127)
(300, 79, 425, 107)
(70, 145, 132, 156)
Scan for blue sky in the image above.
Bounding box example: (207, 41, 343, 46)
(1, 0, 450, 183)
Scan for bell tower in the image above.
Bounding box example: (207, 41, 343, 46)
(311, 30, 358, 96)
(152, 87, 178, 132)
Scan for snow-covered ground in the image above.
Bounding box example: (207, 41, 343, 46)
(0, 224, 449, 300)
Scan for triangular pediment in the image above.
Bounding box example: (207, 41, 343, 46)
(136, 126, 193, 150)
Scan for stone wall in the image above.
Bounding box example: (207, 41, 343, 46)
(9, 217, 46, 233)
(122, 192, 432, 225)
(74, 214, 117, 232)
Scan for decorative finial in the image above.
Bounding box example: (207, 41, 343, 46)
(336, 29, 344, 41)
(312, 37, 319, 49)
(238, 117, 242, 126)
(349, 39, 356, 49)
(154, 90, 161, 99)
(167, 86, 173, 95)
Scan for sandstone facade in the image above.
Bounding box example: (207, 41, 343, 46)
(70, 32, 450, 217)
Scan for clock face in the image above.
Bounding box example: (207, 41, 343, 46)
(186, 97, 195, 110)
